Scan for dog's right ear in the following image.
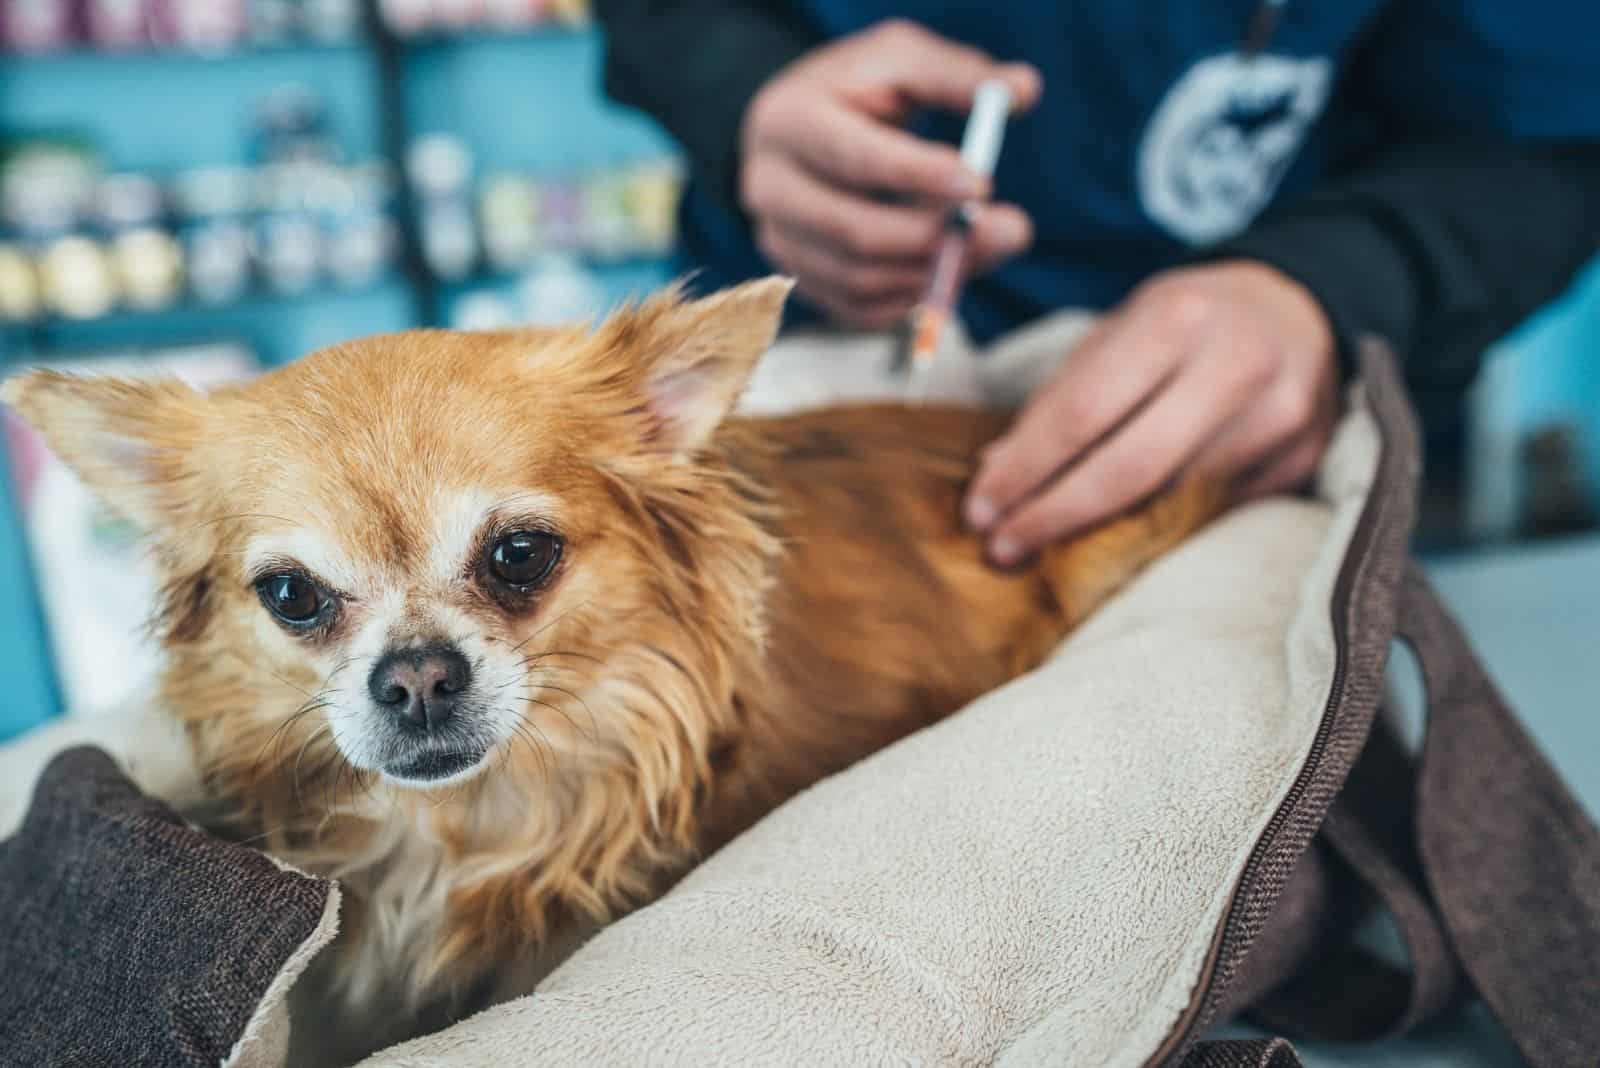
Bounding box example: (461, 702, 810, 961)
(587, 276, 794, 460)
(2, 371, 213, 538)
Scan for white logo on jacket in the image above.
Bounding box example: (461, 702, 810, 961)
(1139, 52, 1333, 245)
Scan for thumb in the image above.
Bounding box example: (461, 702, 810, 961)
(850, 20, 1042, 117)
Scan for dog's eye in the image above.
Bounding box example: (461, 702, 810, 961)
(488, 531, 562, 590)
(256, 573, 328, 627)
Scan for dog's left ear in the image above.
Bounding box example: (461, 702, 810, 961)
(598, 276, 793, 456)
(1, 370, 213, 541)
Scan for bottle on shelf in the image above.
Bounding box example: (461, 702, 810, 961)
(97, 172, 183, 310)
(86, 0, 154, 50)
(376, 0, 590, 38)
(1, 0, 76, 53)
(147, 0, 249, 54)
(409, 134, 480, 281)
(0, 82, 401, 322)
(1, 0, 363, 55)
(0, 243, 42, 321)
(516, 252, 603, 325)
(175, 165, 256, 305)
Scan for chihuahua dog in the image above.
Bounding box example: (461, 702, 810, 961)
(1, 278, 1223, 1053)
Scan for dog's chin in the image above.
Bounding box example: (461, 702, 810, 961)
(379, 745, 491, 789)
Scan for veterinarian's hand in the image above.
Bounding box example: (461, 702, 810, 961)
(965, 261, 1340, 566)
(740, 19, 1041, 328)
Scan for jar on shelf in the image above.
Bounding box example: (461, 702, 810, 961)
(536, 171, 582, 254)
(547, 0, 588, 26)
(483, 0, 543, 30)
(579, 165, 633, 261)
(452, 290, 518, 331)
(0, 243, 42, 322)
(378, 0, 431, 36)
(97, 172, 183, 310)
(300, 0, 361, 41)
(433, 0, 482, 31)
(627, 158, 684, 256)
(517, 253, 603, 325)
(38, 235, 119, 320)
(87, 0, 156, 50)
(174, 165, 255, 304)
(2, 139, 99, 239)
(253, 162, 324, 294)
(1, 0, 76, 53)
(149, 0, 247, 52)
(479, 173, 540, 273)
(320, 160, 399, 289)
(246, 0, 298, 44)
(110, 228, 184, 309)
(409, 135, 479, 280)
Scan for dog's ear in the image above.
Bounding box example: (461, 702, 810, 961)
(593, 276, 793, 456)
(1, 370, 215, 539)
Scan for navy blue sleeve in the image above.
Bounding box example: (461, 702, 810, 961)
(1204, 0, 1600, 400)
(1348, 0, 1600, 144)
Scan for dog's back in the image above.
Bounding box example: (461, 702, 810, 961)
(699, 403, 1226, 849)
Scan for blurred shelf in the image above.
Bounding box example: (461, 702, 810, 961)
(438, 257, 673, 329)
(1, 274, 402, 334)
(2, 276, 418, 368)
(0, 23, 593, 63)
(390, 24, 590, 48)
(0, 39, 366, 62)
(435, 251, 673, 285)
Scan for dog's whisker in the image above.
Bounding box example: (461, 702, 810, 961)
(527, 648, 604, 666)
(510, 720, 554, 780)
(496, 728, 542, 794)
(520, 696, 580, 752)
(220, 648, 318, 700)
(197, 511, 301, 529)
(526, 682, 599, 743)
(256, 705, 319, 774)
(508, 601, 592, 657)
(291, 723, 334, 807)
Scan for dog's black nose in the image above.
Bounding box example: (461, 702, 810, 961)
(368, 645, 472, 729)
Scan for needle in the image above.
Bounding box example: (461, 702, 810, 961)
(904, 79, 1012, 403)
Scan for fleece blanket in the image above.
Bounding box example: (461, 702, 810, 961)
(344, 320, 1380, 1067)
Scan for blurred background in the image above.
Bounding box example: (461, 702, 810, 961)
(0, 0, 1596, 739)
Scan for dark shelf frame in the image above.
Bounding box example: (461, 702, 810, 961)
(363, 0, 440, 328)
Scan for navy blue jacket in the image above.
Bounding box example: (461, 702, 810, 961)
(598, 0, 1600, 401)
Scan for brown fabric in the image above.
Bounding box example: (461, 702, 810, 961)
(1185, 486, 1600, 1066)
(1165, 338, 1423, 1064)
(1249, 718, 1462, 1041)
(1218, 842, 1356, 1020)
(1181, 336, 1600, 1066)
(1183, 1038, 1305, 1068)
(0, 746, 334, 1068)
(1403, 565, 1600, 1068)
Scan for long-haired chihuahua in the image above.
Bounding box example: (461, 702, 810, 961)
(1, 278, 1223, 1057)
